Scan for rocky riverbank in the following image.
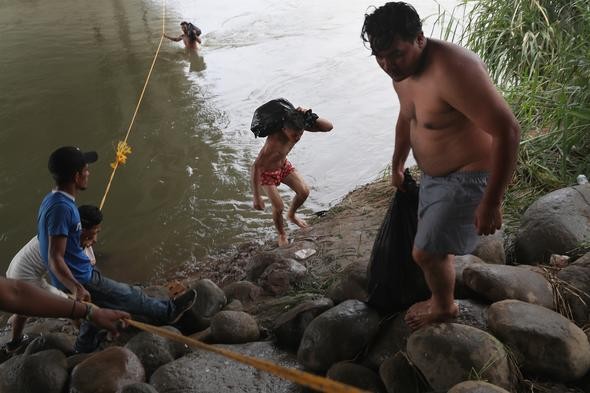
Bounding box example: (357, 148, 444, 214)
(1, 177, 589, 393)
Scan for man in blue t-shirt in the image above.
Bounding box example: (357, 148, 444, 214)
(38, 146, 197, 352)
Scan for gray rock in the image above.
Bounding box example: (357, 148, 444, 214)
(121, 383, 159, 393)
(407, 323, 515, 392)
(184, 279, 227, 332)
(557, 251, 590, 326)
(0, 349, 68, 393)
(125, 326, 189, 378)
(223, 299, 244, 312)
(455, 254, 485, 299)
(246, 252, 285, 281)
(66, 353, 93, 371)
(222, 281, 263, 304)
(259, 259, 307, 295)
(24, 332, 75, 355)
(364, 313, 410, 369)
(70, 346, 145, 393)
(273, 297, 334, 351)
(455, 299, 489, 332)
(210, 311, 260, 344)
(448, 380, 510, 393)
(516, 184, 590, 264)
(487, 299, 590, 381)
(326, 260, 369, 304)
(326, 361, 386, 393)
(297, 300, 380, 372)
(472, 229, 506, 265)
(379, 351, 430, 393)
(150, 341, 300, 393)
(463, 263, 554, 309)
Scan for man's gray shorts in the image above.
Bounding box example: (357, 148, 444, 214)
(414, 171, 488, 255)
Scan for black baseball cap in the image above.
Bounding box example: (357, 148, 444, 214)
(48, 146, 98, 180)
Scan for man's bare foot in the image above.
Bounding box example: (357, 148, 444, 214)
(405, 300, 459, 331)
(278, 234, 289, 247)
(288, 213, 309, 229)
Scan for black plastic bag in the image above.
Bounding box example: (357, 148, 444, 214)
(367, 170, 430, 314)
(250, 98, 319, 138)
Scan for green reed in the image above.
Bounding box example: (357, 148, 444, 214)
(436, 0, 590, 229)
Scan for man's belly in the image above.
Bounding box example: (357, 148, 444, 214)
(411, 126, 493, 176)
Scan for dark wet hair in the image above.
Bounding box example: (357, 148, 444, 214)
(78, 205, 103, 229)
(361, 2, 422, 54)
(283, 110, 305, 131)
(181, 21, 201, 43)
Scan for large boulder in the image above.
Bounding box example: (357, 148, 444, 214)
(209, 310, 260, 344)
(326, 361, 386, 393)
(24, 332, 76, 355)
(472, 229, 506, 265)
(70, 346, 145, 393)
(557, 251, 590, 326)
(182, 278, 227, 332)
(448, 380, 510, 393)
(0, 350, 68, 393)
(222, 281, 263, 304)
(407, 323, 515, 391)
(364, 313, 411, 369)
(121, 383, 159, 393)
(487, 299, 590, 381)
(379, 351, 430, 393)
(273, 297, 334, 351)
(125, 326, 190, 378)
(516, 184, 590, 264)
(297, 300, 380, 372)
(258, 258, 307, 295)
(463, 263, 554, 309)
(150, 341, 299, 393)
(455, 255, 485, 299)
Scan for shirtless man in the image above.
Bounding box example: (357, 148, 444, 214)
(251, 106, 333, 247)
(361, 2, 520, 329)
(164, 21, 202, 49)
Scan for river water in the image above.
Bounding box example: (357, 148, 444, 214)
(0, 0, 458, 283)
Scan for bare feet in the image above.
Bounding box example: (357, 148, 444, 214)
(404, 299, 459, 331)
(278, 233, 289, 247)
(288, 213, 309, 229)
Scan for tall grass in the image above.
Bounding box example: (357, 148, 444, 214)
(437, 0, 590, 229)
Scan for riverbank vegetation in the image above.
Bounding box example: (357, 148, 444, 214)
(438, 0, 590, 238)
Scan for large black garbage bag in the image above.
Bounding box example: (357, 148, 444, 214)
(367, 170, 430, 313)
(250, 98, 295, 138)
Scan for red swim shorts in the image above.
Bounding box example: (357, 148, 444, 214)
(260, 159, 294, 186)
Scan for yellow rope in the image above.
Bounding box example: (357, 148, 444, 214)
(99, 0, 167, 211)
(125, 319, 370, 393)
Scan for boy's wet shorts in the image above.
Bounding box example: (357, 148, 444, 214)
(260, 159, 294, 186)
(414, 171, 488, 255)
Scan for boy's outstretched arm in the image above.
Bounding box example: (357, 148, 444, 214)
(296, 107, 333, 132)
(164, 34, 183, 42)
(251, 161, 265, 210)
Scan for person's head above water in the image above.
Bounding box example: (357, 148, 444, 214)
(361, 2, 426, 82)
(180, 21, 201, 42)
(79, 204, 102, 248)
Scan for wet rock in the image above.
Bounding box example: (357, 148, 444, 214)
(182, 279, 227, 332)
(463, 263, 554, 309)
(407, 323, 515, 392)
(487, 299, 590, 381)
(455, 254, 485, 299)
(0, 349, 68, 393)
(259, 258, 307, 295)
(297, 299, 380, 372)
(557, 251, 590, 326)
(24, 332, 75, 355)
(472, 229, 506, 265)
(326, 361, 386, 393)
(364, 313, 410, 369)
(326, 260, 369, 304)
(516, 184, 590, 264)
(222, 281, 263, 303)
(125, 326, 189, 378)
(210, 311, 260, 344)
(150, 341, 300, 393)
(448, 380, 510, 392)
(121, 383, 159, 393)
(70, 346, 145, 393)
(379, 351, 430, 393)
(455, 299, 489, 332)
(66, 352, 93, 371)
(273, 297, 333, 351)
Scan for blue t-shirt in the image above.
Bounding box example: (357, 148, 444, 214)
(37, 191, 92, 289)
